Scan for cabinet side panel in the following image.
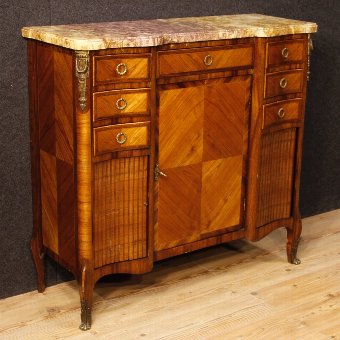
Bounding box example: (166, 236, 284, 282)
(94, 156, 148, 268)
(37, 44, 55, 155)
(57, 159, 76, 272)
(54, 48, 74, 164)
(40, 150, 58, 254)
(54, 48, 76, 272)
(257, 128, 297, 227)
(36, 44, 57, 254)
(36, 43, 76, 271)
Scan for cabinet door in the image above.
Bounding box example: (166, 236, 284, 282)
(155, 77, 251, 251)
(93, 156, 149, 267)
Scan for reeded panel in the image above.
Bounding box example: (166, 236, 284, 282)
(94, 156, 148, 267)
(257, 128, 297, 227)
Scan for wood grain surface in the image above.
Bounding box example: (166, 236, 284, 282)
(94, 122, 150, 156)
(94, 54, 150, 85)
(40, 150, 58, 254)
(1, 209, 338, 339)
(158, 45, 253, 76)
(257, 128, 297, 227)
(29, 43, 77, 276)
(94, 156, 148, 267)
(263, 98, 302, 128)
(27, 34, 312, 329)
(156, 77, 250, 251)
(266, 39, 305, 68)
(93, 89, 150, 120)
(265, 70, 304, 98)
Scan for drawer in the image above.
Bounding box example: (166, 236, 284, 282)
(93, 89, 150, 121)
(267, 39, 305, 68)
(94, 54, 150, 85)
(94, 122, 150, 156)
(158, 45, 253, 76)
(265, 70, 304, 98)
(263, 99, 303, 128)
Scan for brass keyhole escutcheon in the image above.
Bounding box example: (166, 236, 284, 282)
(115, 132, 128, 145)
(277, 107, 285, 118)
(154, 164, 167, 181)
(116, 97, 127, 110)
(204, 54, 213, 66)
(281, 47, 289, 58)
(116, 63, 128, 76)
(280, 78, 288, 89)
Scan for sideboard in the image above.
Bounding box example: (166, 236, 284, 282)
(22, 14, 317, 330)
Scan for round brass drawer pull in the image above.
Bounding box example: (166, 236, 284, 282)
(115, 132, 128, 145)
(116, 63, 128, 76)
(116, 97, 127, 110)
(279, 77, 288, 89)
(204, 54, 213, 66)
(281, 47, 289, 58)
(277, 107, 285, 118)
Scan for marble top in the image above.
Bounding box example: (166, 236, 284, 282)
(21, 14, 317, 51)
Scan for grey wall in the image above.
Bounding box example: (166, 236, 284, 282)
(0, 0, 339, 299)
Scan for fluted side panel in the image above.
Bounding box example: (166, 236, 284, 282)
(94, 156, 148, 268)
(257, 128, 297, 227)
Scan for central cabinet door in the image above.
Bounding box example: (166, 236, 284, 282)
(155, 76, 251, 251)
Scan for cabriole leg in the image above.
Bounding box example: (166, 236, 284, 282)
(31, 236, 45, 292)
(286, 217, 302, 265)
(79, 267, 93, 331)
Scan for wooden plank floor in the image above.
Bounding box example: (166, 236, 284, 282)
(0, 209, 339, 339)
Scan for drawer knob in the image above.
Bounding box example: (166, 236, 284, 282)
(116, 63, 128, 76)
(116, 97, 127, 111)
(279, 78, 288, 89)
(281, 47, 289, 58)
(115, 132, 128, 144)
(277, 107, 285, 118)
(204, 54, 213, 66)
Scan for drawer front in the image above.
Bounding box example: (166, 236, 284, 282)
(94, 55, 150, 85)
(93, 89, 150, 120)
(263, 99, 302, 128)
(158, 45, 253, 76)
(94, 122, 149, 156)
(265, 70, 304, 98)
(267, 40, 305, 68)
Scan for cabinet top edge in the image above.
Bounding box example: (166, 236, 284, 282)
(21, 14, 317, 51)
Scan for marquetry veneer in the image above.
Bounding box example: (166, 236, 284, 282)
(22, 15, 317, 330)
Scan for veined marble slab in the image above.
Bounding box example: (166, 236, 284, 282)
(21, 14, 317, 51)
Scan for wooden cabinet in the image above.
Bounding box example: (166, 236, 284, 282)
(22, 15, 317, 330)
